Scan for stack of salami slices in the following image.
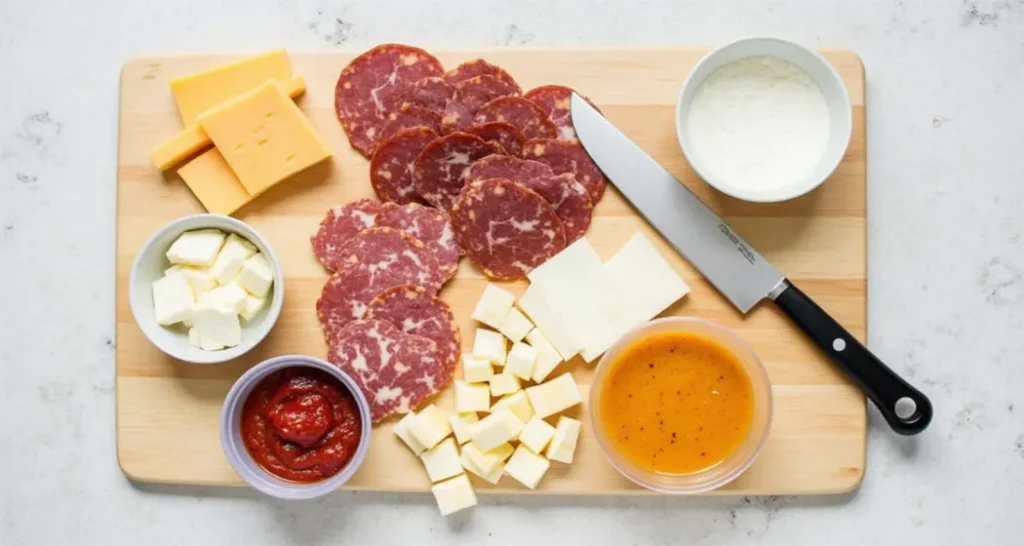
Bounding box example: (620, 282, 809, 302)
(333, 43, 608, 281)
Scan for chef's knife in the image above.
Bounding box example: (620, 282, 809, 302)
(571, 94, 932, 435)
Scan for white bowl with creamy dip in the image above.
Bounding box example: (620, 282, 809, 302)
(676, 37, 852, 202)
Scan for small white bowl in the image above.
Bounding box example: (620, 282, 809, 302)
(676, 37, 853, 202)
(128, 214, 285, 364)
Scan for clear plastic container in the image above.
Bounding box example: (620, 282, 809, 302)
(590, 317, 773, 494)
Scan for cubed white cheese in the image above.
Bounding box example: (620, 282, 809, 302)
(239, 294, 266, 321)
(526, 328, 563, 383)
(470, 408, 525, 451)
(463, 441, 513, 473)
(461, 354, 494, 383)
(504, 446, 550, 489)
(471, 328, 507, 366)
(187, 327, 199, 347)
(420, 437, 463, 482)
(518, 418, 556, 454)
(455, 381, 490, 413)
(197, 282, 248, 314)
(489, 373, 521, 397)
(546, 416, 582, 463)
(525, 373, 582, 419)
(152, 273, 195, 325)
(190, 302, 241, 350)
(165, 229, 226, 267)
(431, 474, 477, 516)
(498, 307, 533, 342)
(394, 411, 427, 455)
(471, 284, 516, 329)
(448, 412, 479, 445)
(208, 233, 256, 284)
(166, 265, 218, 298)
(490, 391, 533, 422)
(408, 404, 452, 450)
(605, 232, 690, 322)
(460, 449, 504, 485)
(235, 253, 274, 298)
(504, 342, 537, 381)
(517, 284, 582, 361)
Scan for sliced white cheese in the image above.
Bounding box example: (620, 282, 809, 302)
(463, 441, 514, 474)
(525, 373, 582, 419)
(432, 474, 477, 516)
(394, 411, 427, 455)
(235, 253, 274, 298)
(517, 284, 582, 361)
(208, 233, 256, 284)
(471, 283, 516, 329)
(448, 412, 479, 445)
(455, 381, 490, 413)
(518, 418, 556, 454)
(460, 449, 504, 485)
(546, 416, 582, 463)
(408, 404, 452, 450)
(504, 445, 550, 489)
(490, 391, 534, 423)
(504, 342, 537, 381)
(489, 373, 521, 397)
(526, 329, 563, 383)
(420, 437, 463, 483)
(470, 408, 525, 451)
(497, 307, 533, 343)
(461, 354, 494, 383)
(605, 232, 690, 322)
(471, 328, 507, 366)
(152, 273, 195, 325)
(165, 229, 226, 267)
(190, 302, 241, 350)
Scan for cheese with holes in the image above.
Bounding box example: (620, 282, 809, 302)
(489, 373, 521, 397)
(448, 412, 479, 445)
(455, 381, 490, 413)
(504, 342, 536, 381)
(471, 284, 516, 329)
(518, 418, 556, 454)
(498, 307, 533, 342)
(461, 354, 493, 383)
(525, 373, 582, 419)
(470, 408, 525, 451)
(432, 474, 477, 516)
(504, 446, 550, 489)
(460, 449, 504, 484)
(170, 49, 293, 126)
(420, 437, 463, 482)
(176, 149, 253, 216)
(526, 328, 562, 383)
(471, 328, 507, 366)
(605, 232, 690, 321)
(490, 391, 533, 423)
(393, 411, 427, 455)
(517, 284, 582, 361)
(546, 416, 581, 463)
(408, 404, 451, 449)
(463, 441, 514, 473)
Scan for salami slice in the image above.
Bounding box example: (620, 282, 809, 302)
(378, 104, 442, 143)
(332, 227, 442, 290)
(443, 59, 521, 93)
(384, 76, 453, 113)
(412, 132, 503, 211)
(450, 178, 567, 280)
(524, 85, 599, 141)
(522, 138, 608, 201)
(440, 99, 474, 135)
(441, 75, 522, 134)
(370, 127, 437, 205)
(366, 285, 461, 374)
(327, 319, 448, 422)
(474, 97, 558, 140)
(464, 154, 554, 183)
(376, 202, 461, 281)
(334, 44, 444, 157)
(465, 122, 526, 156)
(311, 199, 382, 271)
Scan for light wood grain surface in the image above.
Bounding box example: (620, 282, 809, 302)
(116, 48, 867, 495)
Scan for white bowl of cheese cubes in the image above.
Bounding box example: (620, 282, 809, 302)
(129, 214, 283, 364)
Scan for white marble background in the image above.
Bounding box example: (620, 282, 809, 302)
(1, 0, 1022, 544)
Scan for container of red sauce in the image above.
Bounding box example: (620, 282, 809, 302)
(220, 355, 371, 499)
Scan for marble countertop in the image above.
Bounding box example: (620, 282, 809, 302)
(2, 0, 1022, 544)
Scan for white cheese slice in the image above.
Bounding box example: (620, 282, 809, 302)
(455, 381, 490, 413)
(197, 282, 248, 315)
(239, 294, 266, 321)
(394, 411, 427, 455)
(460, 449, 504, 485)
(470, 283, 516, 329)
(152, 273, 195, 325)
(546, 416, 582, 463)
(461, 354, 494, 383)
(208, 233, 256, 284)
(497, 307, 533, 343)
(526, 329, 563, 383)
(190, 302, 241, 350)
(471, 328, 507, 366)
(605, 232, 690, 321)
(489, 373, 521, 397)
(490, 391, 534, 423)
(408, 404, 452, 450)
(470, 408, 525, 451)
(420, 437, 463, 482)
(518, 418, 556, 454)
(463, 441, 514, 473)
(504, 446, 550, 489)
(504, 342, 537, 381)
(448, 412, 479, 445)
(525, 373, 582, 419)
(431, 474, 477, 516)
(165, 229, 226, 267)
(235, 253, 274, 298)
(517, 284, 582, 361)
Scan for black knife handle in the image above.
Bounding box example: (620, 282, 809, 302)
(773, 281, 932, 435)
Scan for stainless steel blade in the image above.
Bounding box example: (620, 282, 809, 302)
(571, 94, 785, 313)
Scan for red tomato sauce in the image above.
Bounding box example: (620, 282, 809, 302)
(241, 368, 362, 482)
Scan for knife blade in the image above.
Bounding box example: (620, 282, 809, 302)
(571, 94, 932, 435)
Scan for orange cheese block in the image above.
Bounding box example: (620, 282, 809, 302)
(176, 148, 252, 215)
(170, 49, 292, 127)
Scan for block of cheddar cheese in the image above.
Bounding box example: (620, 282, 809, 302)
(176, 149, 252, 215)
(170, 49, 292, 126)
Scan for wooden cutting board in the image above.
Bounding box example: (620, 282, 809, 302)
(116, 48, 867, 494)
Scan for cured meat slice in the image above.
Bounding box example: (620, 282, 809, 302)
(332, 227, 442, 291)
(334, 44, 444, 157)
(464, 154, 554, 184)
(370, 127, 437, 205)
(474, 97, 558, 140)
(523, 85, 599, 140)
(522, 138, 608, 201)
(378, 104, 442, 143)
(441, 75, 521, 134)
(450, 178, 567, 280)
(443, 59, 521, 93)
(465, 122, 526, 156)
(311, 198, 382, 271)
(412, 132, 503, 211)
(440, 99, 474, 135)
(384, 76, 453, 113)
(327, 319, 448, 422)
(366, 285, 461, 375)
(376, 202, 461, 281)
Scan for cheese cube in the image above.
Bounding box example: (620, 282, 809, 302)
(504, 446, 550, 489)
(431, 474, 477, 516)
(490, 391, 533, 422)
(471, 284, 516, 329)
(526, 328, 563, 383)
(208, 233, 256, 284)
(489, 373, 521, 397)
(546, 416, 582, 463)
(393, 411, 427, 455)
(470, 408, 525, 451)
(498, 307, 533, 343)
(187, 327, 199, 347)
(448, 412, 479, 445)
(239, 294, 266, 321)
(517, 284, 582, 361)
(197, 282, 248, 315)
(455, 381, 490, 413)
(605, 232, 690, 322)
(166, 229, 226, 267)
(504, 342, 537, 381)
(235, 253, 275, 298)
(519, 418, 556, 454)
(463, 441, 514, 473)
(461, 354, 493, 383)
(190, 302, 242, 350)
(460, 449, 504, 485)
(471, 328, 507, 366)
(176, 148, 253, 216)
(167, 265, 218, 299)
(152, 273, 195, 325)
(408, 404, 452, 450)
(525, 373, 582, 419)
(420, 438, 463, 483)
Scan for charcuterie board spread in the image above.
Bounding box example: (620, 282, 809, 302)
(116, 47, 867, 497)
